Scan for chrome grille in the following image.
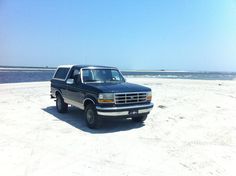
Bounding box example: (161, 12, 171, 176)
(115, 92, 147, 104)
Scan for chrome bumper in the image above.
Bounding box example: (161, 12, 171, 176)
(96, 103, 154, 116)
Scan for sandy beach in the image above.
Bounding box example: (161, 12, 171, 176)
(0, 78, 236, 176)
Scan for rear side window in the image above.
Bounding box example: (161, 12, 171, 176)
(54, 68, 70, 79)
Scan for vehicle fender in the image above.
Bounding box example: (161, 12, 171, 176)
(83, 94, 97, 107)
(54, 88, 63, 97)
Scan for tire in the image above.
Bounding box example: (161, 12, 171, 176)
(132, 115, 147, 123)
(56, 94, 68, 113)
(85, 104, 100, 129)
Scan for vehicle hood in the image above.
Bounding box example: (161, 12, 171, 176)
(85, 82, 151, 93)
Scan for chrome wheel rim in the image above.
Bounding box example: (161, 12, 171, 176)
(86, 109, 94, 124)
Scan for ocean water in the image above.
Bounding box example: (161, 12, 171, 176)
(0, 69, 236, 84)
(122, 71, 236, 80)
(0, 70, 55, 84)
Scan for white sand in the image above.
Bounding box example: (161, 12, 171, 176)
(0, 78, 236, 176)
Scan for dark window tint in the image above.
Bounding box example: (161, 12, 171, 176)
(54, 68, 70, 79)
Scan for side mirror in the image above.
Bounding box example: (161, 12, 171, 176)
(66, 79, 74, 85)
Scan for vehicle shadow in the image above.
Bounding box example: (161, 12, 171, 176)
(42, 106, 144, 134)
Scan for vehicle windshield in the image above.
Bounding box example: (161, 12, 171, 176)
(82, 69, 125, 83)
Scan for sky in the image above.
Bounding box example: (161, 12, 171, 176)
(0, 0, 236, 71)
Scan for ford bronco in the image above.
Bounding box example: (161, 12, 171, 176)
(50, 65, 153, 128)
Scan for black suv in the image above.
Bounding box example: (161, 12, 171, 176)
(51, 65, 153, 128)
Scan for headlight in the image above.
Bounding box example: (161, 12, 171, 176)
(146, 91, 152, 101)
(98, 93, 114, 103)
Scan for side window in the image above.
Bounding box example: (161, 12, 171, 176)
(111, 70, 121, 81)
(69, 69, 80, 78)
(54, 68, 70, 79)
(71, 69, 81, 84)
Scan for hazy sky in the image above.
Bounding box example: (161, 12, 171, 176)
(0, 0, 236, 71)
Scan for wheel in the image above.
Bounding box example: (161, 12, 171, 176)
(132, 115, 147, 122)
(56, 94, 68, 113)
(85, 104, 100, 129)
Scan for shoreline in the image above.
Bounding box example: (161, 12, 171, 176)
(0, 67, 56, 71)
(0, 77, 236, 85)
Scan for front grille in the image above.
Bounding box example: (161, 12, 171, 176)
(115, 92, 147, 104)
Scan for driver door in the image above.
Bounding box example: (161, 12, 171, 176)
(65, 69, 85, 110)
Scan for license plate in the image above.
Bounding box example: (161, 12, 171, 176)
(129, 110, 138, 115)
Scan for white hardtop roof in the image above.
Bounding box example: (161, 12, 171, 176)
(57, 65, 74, 68)
(56, 65, 117, 69)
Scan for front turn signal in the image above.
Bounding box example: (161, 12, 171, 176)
(98, 99, 114, 103)
(146, 91, 152, 101)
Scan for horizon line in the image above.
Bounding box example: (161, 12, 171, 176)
(0, 65, 235, 73)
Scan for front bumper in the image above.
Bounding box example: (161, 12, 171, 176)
(96, 103, 154, 117)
